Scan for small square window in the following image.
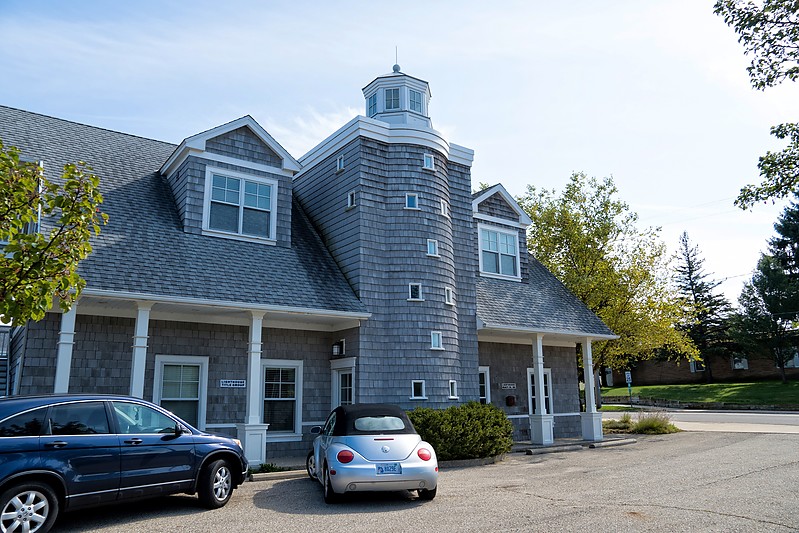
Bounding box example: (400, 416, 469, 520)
(431, 331, 443, 350)
(440, 199, 449, 218)
(408, 283, 423, 301)
(347, 191, 357, 209)
(423, 154, 435, 170)
(449, 380, 458, 400)
(427, 239, 439, 257)
(411, 380, 426, 399)
(405, 193, 419, 209)
(444, 287, 454, 305)
(385, 88, 400, 110)
(336, 155, 345, 172)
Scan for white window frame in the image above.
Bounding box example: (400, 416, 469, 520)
(526, 367, 553, 415)
(732, 356, 749, 370)
(385, 87, 400, 110)
(405, 193, 420, 210)
(347, 190, 357, 209)
(411, 380, 427, 400)
(444, 287, 455, 306)
(448, 380, 458, 400)
(261, 359, 303, 441)
(478, 223, 521, 281)
(423, 153, 435, 171)
(336, 154, 345, 172)
(153, 354, 208, 431)
(330, 357, 356, 409)
(479, 366, 491, 404)
(689, 360, 706, 373)
(427, 239, 439, 257)
(408, 283, 424, 301)
(431, 331, 444, 350)
(367, 93, 378, 117)
(203, 166, 278, 244)
(440, 199, 450, 218)
(409, 89, 423, 113)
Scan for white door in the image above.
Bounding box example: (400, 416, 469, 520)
(527, 368, 553, 415)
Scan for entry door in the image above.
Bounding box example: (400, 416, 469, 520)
(333, 369, 354, 407)
(527, 368, 553, 415)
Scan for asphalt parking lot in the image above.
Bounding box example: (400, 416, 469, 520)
(55, 431, 799, 532)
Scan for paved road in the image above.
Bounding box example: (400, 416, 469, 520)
(603, 408, 799, 433)
(54, 431, 799, 532)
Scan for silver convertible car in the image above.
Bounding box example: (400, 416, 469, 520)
(306, 404, 438, 503)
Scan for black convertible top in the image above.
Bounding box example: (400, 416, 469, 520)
(330, 404, 418, 436)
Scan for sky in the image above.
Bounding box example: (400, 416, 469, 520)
(1, 0, 796, 303)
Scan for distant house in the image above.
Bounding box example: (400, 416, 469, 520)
(610, 355, 799, 386)
(1, 67, 614, 463)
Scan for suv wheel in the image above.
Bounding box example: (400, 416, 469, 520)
(0, 482, 59, 533)
(198, 459, 233, 509)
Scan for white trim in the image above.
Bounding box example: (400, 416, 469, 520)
(330, 356, 356, 409)
(54, 306, 77, 394)
(473, 213, 527, 230)
(441, 199, 450, 218)
(431, 331, 444, 350)
(261, 358, 303, 439)
(527, 367, 553, 415)
(478, 223, 522, 281)
(448, 380, 458, 400)
(405, 193, 420, 209)
(423, 153, 435, 171)
(410, 380, 427, 400)
(346, 190, 357, 209)
(444, 287, 454, 306)
(130, 303, 152, 399)
(160, 115, 301, 177)
(203, 166, 278, 242)
(191, 151, 295, 178)
(153, 354, 209, 431)
(295, 116, 474, 176)
(426, 239, 439, 257)
(478, 366, 491, 404)
(336, 154, 345, 172)
(477, 321, 618, 341)
(471, 184, 532, 226)
(408, 283, 424, 301)
(508, 412, 579, 419)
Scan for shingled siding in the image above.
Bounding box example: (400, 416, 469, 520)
(293, 138, 364, 294)
(15, 313, 59, 394)
(206, 127, 282, 167)
(68, 315, 136, 395)
(478, 341, 581, 439)
(478, 192, 519, 220)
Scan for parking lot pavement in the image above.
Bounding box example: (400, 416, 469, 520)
(54, 431, 799, 532)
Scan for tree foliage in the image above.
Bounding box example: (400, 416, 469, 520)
(517, 173, 696, 370)
(674, 232, 733, 382)
(0, 139, 107, 324)
(714, 0, 799, 208)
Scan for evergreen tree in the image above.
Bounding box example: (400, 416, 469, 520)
(674, 233, 733, 383)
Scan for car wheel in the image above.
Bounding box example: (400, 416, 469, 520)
(0, 482, 59, 533)
(323, 464, 340, 504)
(418, 487, 437, 501)
(306, 451, 317, 481)
(198, 459, 234, 509)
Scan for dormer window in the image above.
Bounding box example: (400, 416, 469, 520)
(409, 89, 423, 113)
(367, 93, 378, 117)
(479, 225, 520, 279)
(385, 88, 400, 110)
(205, 167, 277, 242)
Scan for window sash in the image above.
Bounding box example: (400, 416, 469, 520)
(208, 172, 273, 239)
(368, 94, 377, 116)
(480, 228, 518, 276)
(385, 88, 400, 110)
(410, 90, 422, 113)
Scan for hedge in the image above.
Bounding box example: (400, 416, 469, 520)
(408, 402, 513, 461)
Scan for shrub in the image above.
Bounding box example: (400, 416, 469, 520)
(631, 411, 680, 434)
(408, 402, 513, 461)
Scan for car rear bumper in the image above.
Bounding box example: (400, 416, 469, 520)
(329, 462, 438, 493)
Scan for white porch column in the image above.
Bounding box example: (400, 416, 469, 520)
(529, 333, 554, 445)
(54, 305, 78, 393)
(581, 338, 603, 442)
(129, 302, 152, 398)
(238, 311, 269, 465)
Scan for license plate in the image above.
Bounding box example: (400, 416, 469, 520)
(376, 463, 402, 475)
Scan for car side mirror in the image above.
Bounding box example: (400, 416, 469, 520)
(310, 426, 322, 435)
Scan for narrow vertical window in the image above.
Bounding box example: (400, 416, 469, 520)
(444, 287, 454, 305)
(449, 380, 458, 399)
(405, 193, 419, 209)
(411, 380, 426, 399)
(408, 283, 423, 301)
(367, 93, 378, 117)
(347, 191, 357, 209)
(431, 331, 443, 350)
(410, 89, 423, 113)
(423, 153, 435, 170)
(479, 366, 491, 404)
(427, 239, 439, 256)
(336, 154, 345, 172)
(440, 199, 449, 218)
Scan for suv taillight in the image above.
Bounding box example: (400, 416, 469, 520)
(417, 448, 432, 461)
(337, 450, 354, 463)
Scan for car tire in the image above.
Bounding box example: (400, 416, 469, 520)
(418, 487, 437, 501)
(198, 459, 234, 509)
(0, 481, 59, 533)
(323, 464, 340, 504)
(306, 451, 317, 481)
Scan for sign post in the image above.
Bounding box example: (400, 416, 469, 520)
(624, 371, 632, 404)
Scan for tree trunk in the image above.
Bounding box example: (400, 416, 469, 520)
(779, 360, 788, 384)
(704, 357, 714, 384)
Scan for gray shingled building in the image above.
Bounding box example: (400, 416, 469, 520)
(1, 68, 614, 463)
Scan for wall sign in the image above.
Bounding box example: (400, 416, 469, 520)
(219, 379, 246, 388)
(501, 382, 516, 390)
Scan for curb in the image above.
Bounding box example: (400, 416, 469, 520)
(525, 444, 583, 455)
(249, 470, 308, 482)
(588, 438, 637, 449)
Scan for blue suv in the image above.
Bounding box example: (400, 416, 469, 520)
(0, 394, 248, 533)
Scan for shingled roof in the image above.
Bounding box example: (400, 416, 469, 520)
(0, 105, 366, 314)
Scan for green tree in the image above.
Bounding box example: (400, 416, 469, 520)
(714, 0, 799, 208)
(732, 254, 799, 383)
(674, 232, 733, 383)
(0, 139, 107, 324)
(517, 173, 696, 373)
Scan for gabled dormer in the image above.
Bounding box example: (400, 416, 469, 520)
(362, 64, 432, 128)
(472, 184, 532, 282)
(160, 116, 300, 247)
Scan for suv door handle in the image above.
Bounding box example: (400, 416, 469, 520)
(44, 441, 68, 448)
(123, 438, 143, 445)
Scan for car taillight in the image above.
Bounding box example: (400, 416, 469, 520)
(337, 450, 354, 463)
(417, 448, 432, 461)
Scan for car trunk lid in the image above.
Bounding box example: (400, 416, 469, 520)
(343, 434, 422, 461)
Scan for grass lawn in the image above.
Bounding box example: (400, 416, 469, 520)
(603, 381, 799, 406)
(599, 405, 643, 412)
